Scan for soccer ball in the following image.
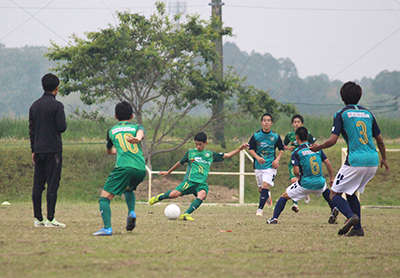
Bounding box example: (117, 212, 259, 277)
(164, 204, 181, 220)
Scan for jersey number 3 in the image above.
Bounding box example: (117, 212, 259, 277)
(356, 121, 369, 145)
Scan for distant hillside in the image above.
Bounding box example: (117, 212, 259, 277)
(1, 43, 398, 118)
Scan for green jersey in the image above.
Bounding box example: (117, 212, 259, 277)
(284, 131, 316, 149)
(106, 121, 146, 170)
(179, 148, 224, 184)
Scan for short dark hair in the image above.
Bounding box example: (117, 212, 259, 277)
(261, 113, 273, 122)
(291, 114, 304, 124)
(42, 73, 59, 93)
(115, 101, 133, 121)
(295, 126, 308, 142)
(340, 81, 362, 105)
(194, 132, 207, 143)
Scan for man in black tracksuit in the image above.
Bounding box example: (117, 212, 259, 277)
(29, 73, 67, 227)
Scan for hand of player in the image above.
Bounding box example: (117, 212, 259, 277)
(239, 143, 249, 150)
(380, 159, 389, 173)
(272, 159, 280, 169)
(309, 143, 320, 152)
(158, 171, 169, 177)
(256, 156, 265, 164)
(329, 178, 334, 186)
(126, 136, 141, 144)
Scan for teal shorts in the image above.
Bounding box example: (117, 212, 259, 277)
(174, 180, 209, 197)
(103, 167, 146, 196)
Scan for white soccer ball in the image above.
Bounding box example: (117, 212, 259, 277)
(164, 204, 181, 220)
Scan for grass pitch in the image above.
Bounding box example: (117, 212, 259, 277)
(1, 202, 400, 278)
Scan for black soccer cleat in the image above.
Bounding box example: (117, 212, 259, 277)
(328, 207, 339, 224)
(338, 214, 359, 235)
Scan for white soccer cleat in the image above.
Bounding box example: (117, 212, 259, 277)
(45, 219, 66, 228)
(34, 218, 46, 227)
(256, 209, 263, 216)
(304, 195, 311, 204)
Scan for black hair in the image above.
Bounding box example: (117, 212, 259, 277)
(115, 101, 133, 121)
(340, 81, 362, 105)
(291, 114, 304, 124)
(260, 113, 273, 122)
(194, 132, 207, 143)
(42, 73, 59, 93)
(295, 126, 308, 142)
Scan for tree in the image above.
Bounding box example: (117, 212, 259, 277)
(46, 2, 293, 167)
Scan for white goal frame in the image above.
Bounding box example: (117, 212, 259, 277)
(146, 150, 256, 204)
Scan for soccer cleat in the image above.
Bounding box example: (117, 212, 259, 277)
(126, 211, 136, 231)
(291, 204, 299, 213)
(304, 195, 311, 204)
(328, 207, 339, 224)
(179, 213, 194, 221)
(149, 193, 163, 205)
(93, 227, 113, 236)
(256, 209, 263, 216)
(345, 227, 364, 237)
(34, 218, 46, 227)
(266, 218, 278, 224)
(338, 214, 359, 235)
(44, 219, 66, 228)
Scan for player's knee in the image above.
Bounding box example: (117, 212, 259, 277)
(169, 190, 182, 198)
(197, 190, 207, 200)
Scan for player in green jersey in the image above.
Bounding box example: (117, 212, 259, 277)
(93, 101, 147, 236)
(149, 132, 249, 221)
(283, 114, 316, 212)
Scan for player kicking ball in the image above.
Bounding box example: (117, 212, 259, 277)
(267, 127, 335, 224)
(149, 132, 249, 221)
(93, 101, 147, 236)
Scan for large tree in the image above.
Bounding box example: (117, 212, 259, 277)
(47, 2, 293, 167)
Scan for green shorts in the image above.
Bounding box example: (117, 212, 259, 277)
(174, 180, 209, 197)
(103, 167, 146, 196)
(288, 162, 296, 180)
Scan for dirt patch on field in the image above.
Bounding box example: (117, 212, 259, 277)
(135, 177, 239, 203)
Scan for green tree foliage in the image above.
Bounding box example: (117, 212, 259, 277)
(46, 2, 291, 166)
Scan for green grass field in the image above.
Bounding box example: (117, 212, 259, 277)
(1, 202, 400, 278)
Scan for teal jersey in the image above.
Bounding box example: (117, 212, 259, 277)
(179, 148, 224, 184)
(249, 129, 284, 169)
(291, 143, 327, 190)
(106, 121, 146, 170)
(332, 105, 380, 167)
(284, 131, 316, 148)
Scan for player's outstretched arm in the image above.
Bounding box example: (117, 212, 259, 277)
(310, 134, 339, 152)
(158, 161, 182, 177)
(323, 158, 334, 186)
(126, 130, 144, 144)
(223, 143, 249, 159)
(375, 134, 389, 172)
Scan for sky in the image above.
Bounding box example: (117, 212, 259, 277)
(1, 0, 400, 82)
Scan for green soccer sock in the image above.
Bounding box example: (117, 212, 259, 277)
(99, 197, 112, 229)
(159, 190, 172, 201)
(124, 191, 136, 213)
(292, 200, 298, 205)
(184, 198, 203, 214)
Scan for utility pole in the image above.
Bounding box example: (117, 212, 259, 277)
(209, 0, 226, 147)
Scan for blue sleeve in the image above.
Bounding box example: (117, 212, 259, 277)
(372, 116, 381, 137)
(331, 112, 343, 136)
(179, 151, 189, 165)
(291, 150, 300, 167)
(320, 150, 328, 161)
(276, 136, 284, 151)
(249, 135, 257, 150)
